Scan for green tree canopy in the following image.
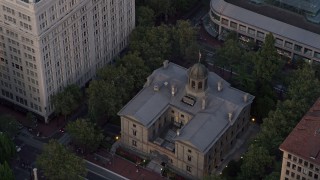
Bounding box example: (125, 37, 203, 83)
(129, 25, 172, 70)
(172, 20, 197, 60)
(0, 133, 15, 164)
(216, 39, 242, 68)
(0, 115, 18, 138)
(116, 52, 150, 91)
(66, 119, 104, 152)
(136, 6, 155, 27)
(52, 84, 82, 120)
(0, 161, 14, 180)
(288, 63, 320, 105)
(239, 145, 273, 180)
(253, 33, 283, 82)
(36, 140, 86, 180)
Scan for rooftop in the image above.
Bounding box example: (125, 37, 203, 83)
(211, 0, 320, 50)
(118, 62, 254, 153)
(224, 0, 320, 35)
(280, 98, 320, 165)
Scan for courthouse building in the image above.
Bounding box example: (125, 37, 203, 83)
(280, 98, 320, 180)
(118, 61, 254, 178)
(0, 0, 135, 122)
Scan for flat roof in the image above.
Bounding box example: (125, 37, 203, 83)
(225, 0, 320, 35)
(211, 0, 320, 49)
(118, 62, 254, 153)
(280, 98, 320, 165)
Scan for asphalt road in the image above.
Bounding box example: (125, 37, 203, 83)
(85, 160, 128, 180)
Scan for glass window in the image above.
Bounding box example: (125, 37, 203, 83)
(284, 41, 293, 49)
(210, 10, 220, 21)
(304, 48, 312, 56)
(314, 52, 320, 59)
(186, 165, 191, 172)
(221, 18, 228, 26)
(198, 82, 202, 89)
(257, 31, 265, 38)
(239, 25, 246, 32)
(275, 38, 283, 45)
(230, 21, 237, 29)
(248, 28, 255, 35)
(294, 44, 302, 52)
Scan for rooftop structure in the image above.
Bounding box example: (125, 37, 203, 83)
(208, 0, 320, 63)
(118, 61, 254, 178)
(279, 98, 320, 180)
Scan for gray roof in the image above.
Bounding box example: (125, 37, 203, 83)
(118, 62, 254, 153)
(211, 0, 320, 49)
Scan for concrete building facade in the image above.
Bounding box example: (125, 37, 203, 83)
(208, 0, 320, 63)
(280, 98, 320, 180)
(118, 61, 254, 179)
(0, 0, 135, 122)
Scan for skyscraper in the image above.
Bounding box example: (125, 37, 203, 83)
(0, 0, 135, 122)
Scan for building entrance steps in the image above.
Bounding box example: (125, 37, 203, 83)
(146, 160, 163, 174)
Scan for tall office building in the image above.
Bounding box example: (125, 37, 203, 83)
(279, 98, 320, 180)
(0, 0, 135, 122)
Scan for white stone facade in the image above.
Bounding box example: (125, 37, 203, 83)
(0, 0, 135, 122)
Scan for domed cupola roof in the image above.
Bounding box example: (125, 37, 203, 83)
(188, 63, 208, 80)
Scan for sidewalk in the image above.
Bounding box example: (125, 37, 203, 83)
(0, 104, 64, 137)
(86, 149, 165, 180)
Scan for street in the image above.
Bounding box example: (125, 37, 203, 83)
(13, 128, 125, 180)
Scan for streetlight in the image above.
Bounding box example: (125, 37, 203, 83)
(115, 136, 119, 140)
(251, 117, 255, 122)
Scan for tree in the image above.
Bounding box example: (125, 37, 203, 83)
(0, 161, 14, 180)
(116, 52, 150, 91)
(0, 133, 15, 164)
(215, 39, 242, 68)
(239, 145, 273, 180)
(147, 0, 173, 22)
(52, 84, 82, 120)
(66, 119, 104, 152)
(26, 112, 37, 128)
(0, 115, 19, 138)
(172, 20, 197, 60)
(129, 25, 172, 70)
(253, 33, 283, 82)
(137, 6, 155, 27)
(36, 140, 86, 180)
(288, 63, 320, 105)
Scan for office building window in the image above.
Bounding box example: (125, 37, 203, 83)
(132, 129, 136, 136)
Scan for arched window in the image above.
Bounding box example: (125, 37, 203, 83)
(198, 81, 203, 89)
(191, 81, 195, 89)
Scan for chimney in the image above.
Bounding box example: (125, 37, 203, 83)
(243, 93, 248, 103)
(201, 97, 206, 110)
(228, 112, 233, 122)
(33, 168, 38, 180)
(145, 76, 153, 87)
(154, 84, 159, 91)
(176, 129, 180, 136)
(163, 60, 169, 69)
(171, 84, 176, 96)
(217, 81, 223, 91)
